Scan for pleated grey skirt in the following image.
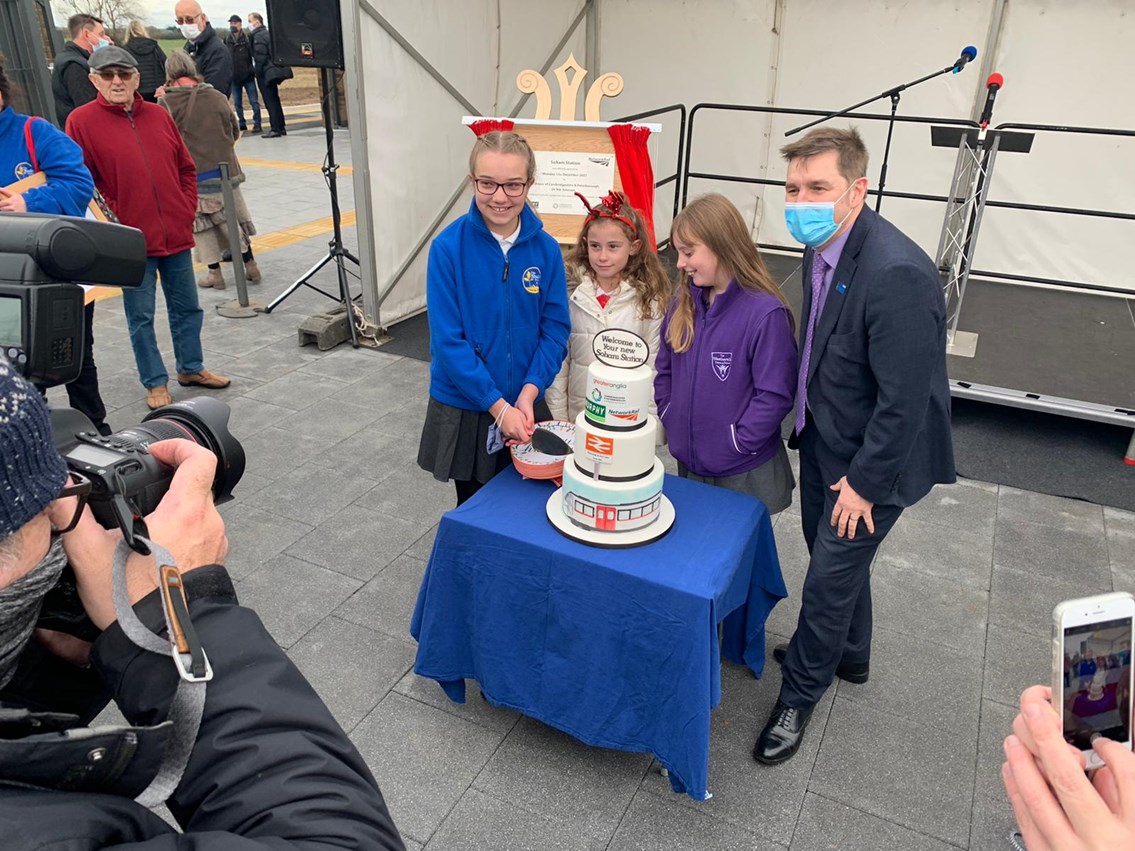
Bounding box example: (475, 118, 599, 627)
(417, 396, 552, 484)
(676, 439, 795, 514)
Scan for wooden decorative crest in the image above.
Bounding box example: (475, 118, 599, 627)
(517, 53, 624, 122)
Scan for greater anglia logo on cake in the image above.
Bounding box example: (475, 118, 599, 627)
(593, 329, 649, 368)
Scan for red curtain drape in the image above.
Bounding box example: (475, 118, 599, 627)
(607, 123, 656, 249)
(468, 119, 516, 137)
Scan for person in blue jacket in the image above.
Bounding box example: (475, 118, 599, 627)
(654, 193, 798, 513)
(0, 64, 112, 436)
(417, 130, 570, 506)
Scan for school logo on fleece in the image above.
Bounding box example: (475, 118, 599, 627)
(13, 161, 35, 180)
(522, 267, 541, 294)
(711, 352, 732, 381)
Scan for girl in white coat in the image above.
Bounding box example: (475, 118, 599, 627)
(547, 191, 671, 436)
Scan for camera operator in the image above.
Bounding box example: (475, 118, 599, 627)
(0, 356, 404, 849)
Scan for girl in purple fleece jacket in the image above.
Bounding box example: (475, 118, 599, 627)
(654, 194, 798, 513)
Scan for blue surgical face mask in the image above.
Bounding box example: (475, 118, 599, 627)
(784, 182, 856, 248)
(96, 37, 110, 50)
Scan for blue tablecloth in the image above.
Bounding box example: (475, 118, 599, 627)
(410, 466, 787, 800)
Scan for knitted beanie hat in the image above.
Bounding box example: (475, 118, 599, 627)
(0, 357, 68, 539)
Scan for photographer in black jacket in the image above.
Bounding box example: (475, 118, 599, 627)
(0, 356, 404, 850)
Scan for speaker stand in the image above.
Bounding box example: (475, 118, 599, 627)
(263, 69, 360, 348)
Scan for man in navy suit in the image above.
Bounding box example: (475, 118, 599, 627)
(754, 127, 955, 764)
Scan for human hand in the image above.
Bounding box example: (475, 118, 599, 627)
(1002, 685, 1135, 850)
(0, 192, 27, 212)
(514, 384, 539, 433)
(829, 476, 875, 539)
(56, 439, 228, 630)
(154, 85, 167, 99)
(500, 405, 533, 445)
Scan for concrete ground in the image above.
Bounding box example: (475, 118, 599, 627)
(65, 127, 1135, 851)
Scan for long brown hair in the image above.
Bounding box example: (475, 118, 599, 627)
(567, 192, 671, 320)
(666, 193, 792, 353)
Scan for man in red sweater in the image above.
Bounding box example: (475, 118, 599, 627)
(66, 45, 229, 410)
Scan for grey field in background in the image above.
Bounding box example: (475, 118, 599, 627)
(70, 128, 1135, 851)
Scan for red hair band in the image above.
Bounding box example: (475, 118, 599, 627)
(575, 191, 638, 237)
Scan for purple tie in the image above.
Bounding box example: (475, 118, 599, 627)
(794, 253, 828, 434)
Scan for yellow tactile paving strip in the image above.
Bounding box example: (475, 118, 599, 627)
(88, 207, 357, 301)
(239, 157, 354, 176)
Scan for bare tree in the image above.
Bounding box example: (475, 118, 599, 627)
(56, 0, 146, 43)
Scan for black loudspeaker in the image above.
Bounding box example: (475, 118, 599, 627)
(265, 0, 345, 69)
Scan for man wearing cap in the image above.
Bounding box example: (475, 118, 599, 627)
(65, 46, 231, 410)
(0, 356, 405, 847)
(175, 0, 233, 95)
(225, 14, 261, 134)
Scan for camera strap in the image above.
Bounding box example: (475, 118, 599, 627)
(111, 537, 210, 808)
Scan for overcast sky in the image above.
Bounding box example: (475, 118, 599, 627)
(51, 1, 268, 29)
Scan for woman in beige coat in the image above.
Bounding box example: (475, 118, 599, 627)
(161, 50, 260, 289)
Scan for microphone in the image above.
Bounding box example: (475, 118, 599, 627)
(980, 72, 1004, 127)
(953, 45, 978, 73)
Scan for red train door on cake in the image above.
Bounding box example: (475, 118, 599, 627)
(596, 506, 617, 530)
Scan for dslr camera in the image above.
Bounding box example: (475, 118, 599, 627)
(1, 213, 244, 558)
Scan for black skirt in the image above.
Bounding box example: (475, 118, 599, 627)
(417, 396, 553, 484)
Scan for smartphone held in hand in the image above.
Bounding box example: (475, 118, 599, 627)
(1052, 591, 1135, 769)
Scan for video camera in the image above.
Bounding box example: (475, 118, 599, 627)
(1, 214, 245, 558)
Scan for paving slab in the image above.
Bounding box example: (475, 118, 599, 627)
(790, 792, 957, 851)
(472, 715, 654, 846)
(809, 697, 976, 847)
(426, 788, 605, 851)
(349, 692, 509, 844)
(286, 615, 417, 732)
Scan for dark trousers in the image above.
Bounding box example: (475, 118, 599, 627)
(779, 422, 904, 709)
(36, 302, 109, 433)
(232, 77, 261, 129)
(257, 76, 286, 133)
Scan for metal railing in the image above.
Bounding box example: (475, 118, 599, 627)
(677, 102, 1135, 298)
(680, 102, 975, 209)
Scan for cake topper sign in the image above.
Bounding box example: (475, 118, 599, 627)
(592, 329, 649, 369)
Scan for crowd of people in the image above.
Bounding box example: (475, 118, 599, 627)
(3, 16, 1133, 846)
(5, 7, 297, 411)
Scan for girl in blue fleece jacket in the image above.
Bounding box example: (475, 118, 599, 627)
(655, 194, 798, 513)
(417, 130, 570, 506)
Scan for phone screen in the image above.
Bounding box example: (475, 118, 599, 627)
(1062, 617, 1133, 749)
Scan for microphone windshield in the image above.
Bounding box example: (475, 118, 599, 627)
(986, 72, 1004, 89)
(961, 45, 978, 61)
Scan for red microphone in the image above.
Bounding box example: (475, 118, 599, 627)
(980, 72, 1004, 128)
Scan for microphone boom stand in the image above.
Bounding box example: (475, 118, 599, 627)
(263, 68, 361, 348)
(785, 60, 968, 214)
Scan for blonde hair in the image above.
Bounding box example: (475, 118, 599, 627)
(566, 192, 671, 321)
(126, 20, 148, 40)
(667, 194, 792, 353)
(165, 50, 202, 84)
(468, 131, 536, 181)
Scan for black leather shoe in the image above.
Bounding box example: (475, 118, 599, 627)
(262, 130, 282, 138)
(772, 642, 869, 685)
(754, 700, 813, 765)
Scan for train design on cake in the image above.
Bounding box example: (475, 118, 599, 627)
(546, 329, 676, 546)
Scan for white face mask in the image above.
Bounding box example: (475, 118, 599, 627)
(179, 22, 202, 41)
